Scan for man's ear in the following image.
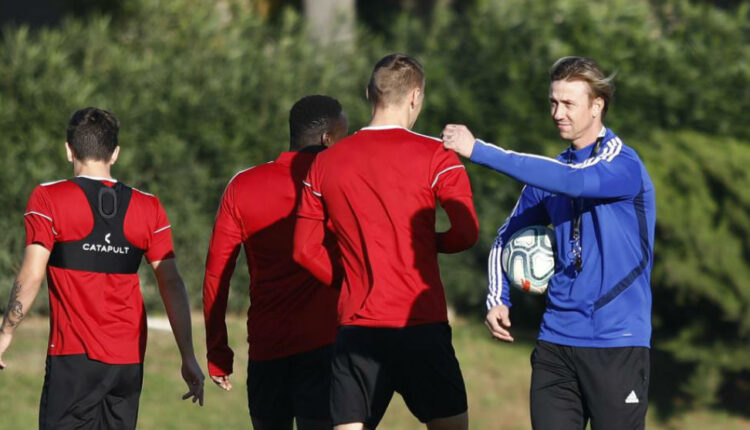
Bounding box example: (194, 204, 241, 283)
(65, 142, 74, 163)
(109, 146, 120, 165)
(321, 132, 332, 147)
(410, 87, 422, 109)
(592, 97, 604, 117)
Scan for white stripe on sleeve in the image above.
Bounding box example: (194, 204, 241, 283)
(41, 179, 66, 187)
(303, 181, 322, 197)
(431, 165, 465, 188)
(154, 225, 171, 234)
(24, 211, 58, 235)
(24, 211, 52, 222)
(486, 237, 504, 309)
(485, 188, 526, 309)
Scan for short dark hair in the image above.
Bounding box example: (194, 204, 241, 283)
(289, 95, 343, 150)
(66, 107, 120, 161)
(367, 53, 424, 108)
(549, 56, 615, 117)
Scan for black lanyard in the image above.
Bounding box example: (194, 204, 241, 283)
(567, 136, 603, 272)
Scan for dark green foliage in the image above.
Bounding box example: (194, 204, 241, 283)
(642, 131, 750, 409)
(1, 0, 749, 411)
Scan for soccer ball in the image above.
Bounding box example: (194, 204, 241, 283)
(501, 225, 556, 294)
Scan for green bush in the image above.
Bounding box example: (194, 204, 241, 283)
(641, 131, 750, 408)
(0, 3, 375, 312)
(1, 0, 749, 410)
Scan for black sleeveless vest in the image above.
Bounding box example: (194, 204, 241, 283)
(48, 177, 145, 274)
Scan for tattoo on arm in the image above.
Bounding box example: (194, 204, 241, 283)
(2, 280, 24, 329)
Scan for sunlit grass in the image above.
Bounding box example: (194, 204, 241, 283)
(1, 316, 749, 430)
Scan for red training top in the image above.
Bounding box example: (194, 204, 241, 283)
(296, 126, 478, 328)
(24, 176, 174, 364)
(203, 151, 339, 376)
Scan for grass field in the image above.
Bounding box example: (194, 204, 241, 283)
(1, 315, 749, 430)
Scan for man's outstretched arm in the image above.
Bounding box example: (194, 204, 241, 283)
(0, 244, 50, 369)
(151, 258, 205, 406)
(442, 124, 642, 199)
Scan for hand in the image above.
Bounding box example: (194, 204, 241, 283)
(485, 305, 514, 342)
(211, 375, 233, 391)
(442, 124, 476, 158)
(180, 357, 205, 406)
(0, 331, 12, 369)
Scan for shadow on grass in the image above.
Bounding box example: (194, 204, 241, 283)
(648, 348, 694, 421)
(639, 348, 750, 423)
(718, 370, 750, 418)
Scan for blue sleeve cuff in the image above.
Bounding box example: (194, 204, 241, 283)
(486, 296, 513, 310)
(469, 139, 487, 163)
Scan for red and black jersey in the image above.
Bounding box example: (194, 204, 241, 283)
(24, 175, 174, 364)
(298, 126, 477, 328)
(203, 151, 338, 376)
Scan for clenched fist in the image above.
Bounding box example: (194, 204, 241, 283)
(441, 124, 476, 158)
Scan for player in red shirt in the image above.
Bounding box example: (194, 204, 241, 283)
(294, 54, 479, 430)
(0, 107, 204, 430)
(203, 95, 348, 430)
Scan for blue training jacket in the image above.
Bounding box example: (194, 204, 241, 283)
(472, 127, 655, 348)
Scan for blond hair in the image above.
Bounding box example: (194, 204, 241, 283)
(549, 56, 616, 117)
(367, 54, 425, 108)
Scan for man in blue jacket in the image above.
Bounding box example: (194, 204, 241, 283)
(441, 56, 655, 430)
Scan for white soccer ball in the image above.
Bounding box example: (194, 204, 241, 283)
(501, 225, 556, 294)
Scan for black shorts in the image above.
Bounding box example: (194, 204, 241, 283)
(331, 323, 467, 428)
(247, 345, 333, 420)
(530, 341, 650, 430)
(39, 354, 143, 430)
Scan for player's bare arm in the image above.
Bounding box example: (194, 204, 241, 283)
(441, 124, 476, 159)
(151, 258, 205, 406)
(0, 244, 50, 369)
